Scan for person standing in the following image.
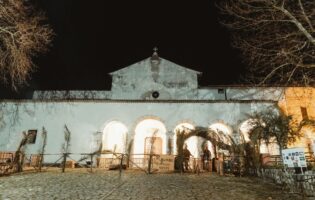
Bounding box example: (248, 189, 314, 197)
(183, 144, 192, 171)
(202, 145, 211, 171)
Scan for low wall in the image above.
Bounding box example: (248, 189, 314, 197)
(251, 168, 315, 197)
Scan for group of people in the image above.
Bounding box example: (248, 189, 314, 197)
(182, 144, 212, 171)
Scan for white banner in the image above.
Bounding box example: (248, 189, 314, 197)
(282, 147, 307, 168)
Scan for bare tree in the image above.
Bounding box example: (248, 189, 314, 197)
(61, 124, 71, 172)
(0, 0, 53, 90)
(38, 127, 47, 171)
(218, 0, 315, 86)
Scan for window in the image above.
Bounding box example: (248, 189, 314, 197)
(218, 88, 225, 94)
(300, 107, 309, 120)
(152, 91, 159, 99)
(27, 130, 37, 144)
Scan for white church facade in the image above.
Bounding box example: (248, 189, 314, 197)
(0, 51, 285, 165)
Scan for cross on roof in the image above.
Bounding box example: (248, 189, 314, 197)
(153, 47, 158, 53)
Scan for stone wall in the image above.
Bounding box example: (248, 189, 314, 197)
(252, 168, 315, 197)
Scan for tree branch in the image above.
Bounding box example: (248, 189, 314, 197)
(274, 5, 315, 46)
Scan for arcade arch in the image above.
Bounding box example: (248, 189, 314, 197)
(239, 119, 255, 143)
(239, 119, 280, 155)
(209, 122, 232, 145)
(173, 123, 195, 155)
(133, 119, 167, 156)
(173, 123, 215, 158)
(298, 126, 315, 153)
(102, 121, 128, 157)
(184, 137, 214, 159)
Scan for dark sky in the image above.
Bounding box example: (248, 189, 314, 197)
(2, 0, 246, 98)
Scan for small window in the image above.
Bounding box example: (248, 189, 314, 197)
(27, 130, 37, 144)
(218, 88, 225, 94)
(300, 107, 309, 120)
(152, 91, 159, 99)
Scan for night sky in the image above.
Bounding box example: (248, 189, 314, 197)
(1, 0, 246, 98)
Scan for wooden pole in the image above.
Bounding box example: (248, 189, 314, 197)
(90, 154, 93, 173)
(62, 153, 67, 173)
(119, 154, 124, 178)
(39, 154, 43, 172)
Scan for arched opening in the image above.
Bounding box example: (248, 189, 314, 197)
(239, 119, 280, 155)
(259, 137, 280, 155)
(183, 137, 214, 159)
(133, 119, 167, 156)
(175, 126, 231, 173)
(173, 123, 194, 155)
(209, 123, 232, 154)
(102, 121, 128, 156)
(239, 119, 254, 143)
(209, 123, 232, 135)
(300, 126, 315, 154)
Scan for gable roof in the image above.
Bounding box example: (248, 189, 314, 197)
(109, 56, 202, 76)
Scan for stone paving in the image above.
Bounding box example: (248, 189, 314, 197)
(0, 169, 306, 200)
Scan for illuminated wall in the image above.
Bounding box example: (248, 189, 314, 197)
(278, 87, 315, 152)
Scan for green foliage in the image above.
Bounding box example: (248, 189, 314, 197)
(298, 119, 315, 132)
(175, 126, 235, 172)
(239, 106, 303, 172)
(246, 106, 302, 152)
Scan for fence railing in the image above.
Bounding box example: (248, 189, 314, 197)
(7, 151, 315, 176)
(0, 152, 15, 175)
(0, 152, 228, 176)
(0, 151, 176, 175)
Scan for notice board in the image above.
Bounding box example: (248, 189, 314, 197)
(282, 147, 307, 168)
(153, 155, 175, 172)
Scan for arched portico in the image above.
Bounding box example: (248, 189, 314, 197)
(133, 118, 167, 156)
(102, 121, 128, 156)
(209, 122, 233, 155)
(239, 119, 280, 155)
(239, 119, 256, 143)
(173, 123, 195, 155)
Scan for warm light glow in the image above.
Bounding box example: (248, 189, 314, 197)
(204, 140, 214, 159)
(300, 127, 315, 153)
(303, 127, 315, 138)
(260, 137, 280, 155)
(209, 123, 232, 135)
(239, 119, 256, 142)
(173, 123, 195, 154)
(184, 137, 214, 158)
(102, 121, 127, 157)
(239, 120, 280, 155)
(133, 119, 167, 156)
(209, 123, 232, 144)
(185, 136, 199, 158)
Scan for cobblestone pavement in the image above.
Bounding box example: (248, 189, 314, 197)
(0, 169, 305, 200)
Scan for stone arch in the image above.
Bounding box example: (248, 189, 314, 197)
(209, 122, 233, 147)
(133, 118, 167, 156)
(131, 115, 166, 138)
(200, 140, 215, 159)
(174, 126, 234, 172)
(175, 126, 233, 159)
(102, 121, 128, 155)
(297, 123, 315, 154)
(173, 122, 195, 155)
(239, 119, 256, 143)
(209, 122, 233, 135)
(239, 119, 281, 155)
